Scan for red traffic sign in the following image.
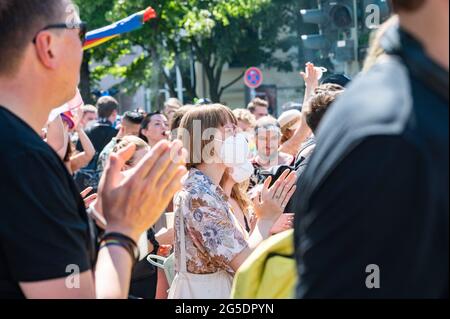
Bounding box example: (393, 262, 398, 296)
(244, 67, 263, 89)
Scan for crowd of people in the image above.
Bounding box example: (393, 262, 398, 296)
(0, 0, 448, 299)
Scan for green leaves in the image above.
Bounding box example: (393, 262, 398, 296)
(75, 0, 300, 102)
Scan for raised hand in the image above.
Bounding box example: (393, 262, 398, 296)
(300, 62, 320, 89)
(253, 170, 298, 222)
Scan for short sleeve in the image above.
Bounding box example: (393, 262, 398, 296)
(185, 194, 248, 272)
(0, 150, 93, 282)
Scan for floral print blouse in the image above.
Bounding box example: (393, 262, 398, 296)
(174, 169, 249, 275)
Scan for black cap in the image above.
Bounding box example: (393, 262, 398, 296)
(321, 74, 352, 87)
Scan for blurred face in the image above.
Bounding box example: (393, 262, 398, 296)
(256, 127, 281, 159)
(142, 114, 169, 145)
(253, 106, 269, 120)
(237, 120, 252, 133)
(80, 111, 97, 128)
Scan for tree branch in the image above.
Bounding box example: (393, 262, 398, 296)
(219, 70, 245, 97)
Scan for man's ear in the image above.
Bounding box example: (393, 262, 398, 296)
(34, 32, 58, 69)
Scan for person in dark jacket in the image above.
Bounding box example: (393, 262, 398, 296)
(293, 0, 449, 298)
(76, 96, 119, 169)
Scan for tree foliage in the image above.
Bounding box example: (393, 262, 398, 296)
(76, 0, 305, 105)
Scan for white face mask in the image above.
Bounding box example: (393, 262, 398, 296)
(219, 133, 253, 183)
(230, 161, 254, 184)
(220, 133, 250, 167)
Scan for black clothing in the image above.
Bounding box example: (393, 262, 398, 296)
(76, 119, 118, 170)
(293, 26, 449, 298)
(0, 106, 94, 299)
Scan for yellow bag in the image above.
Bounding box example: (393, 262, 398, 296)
(231, 229, 297, 299)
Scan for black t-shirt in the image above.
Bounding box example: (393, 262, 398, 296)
(76, 120, 118, 169)
(292, 28, 449, 298)
(0, 106, 95, 299)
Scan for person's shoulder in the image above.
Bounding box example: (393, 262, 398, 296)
(312, 57, 415, 167)
(1, 146, 63, 178)
(179, 184, 217, 205)
(0, 117, 59, 168)
(89, 124, 118, 139)
(322, 57, 412, 140)
(177, 181, 223, 215)
(300, 59, 419, 193)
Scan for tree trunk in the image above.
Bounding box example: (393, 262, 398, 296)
(204, 65, 221, 103)
(79, 51, 94, 104)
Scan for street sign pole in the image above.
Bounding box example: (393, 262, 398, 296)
(250, 88, 257, 100)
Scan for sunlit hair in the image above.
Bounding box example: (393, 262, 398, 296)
(231, 181, 252, 216)
(233, 108, 256, 129)
(81, 104, 97, 115)
(247, 98, 269, 113)
(220, 171, 252, 220)
(304, 88, 343, 133)
(164, 98, 183, 110)
(170, 105, 195, 133)
(178, 104, 237, 169)
(362, 15, 399, 73)
(280, 118, 301, 144)
(112, 135, 149, 168)
(254, 116, 280, 137)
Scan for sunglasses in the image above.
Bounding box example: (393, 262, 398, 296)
(32, 22, 87, 45)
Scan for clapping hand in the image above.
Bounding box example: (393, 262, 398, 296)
(253, 170, 298, 222)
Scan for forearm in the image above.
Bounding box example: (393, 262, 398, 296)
(46, 116, 68, 159)
(247, 219, 274, 249)
(94, 225, 141, 299)
(303, 86, 313, 105)
(77, 129, 95, 158)
(94, 245, 133, 299)
(70, 152, 91, 172)
(303, 79, 318, 105)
